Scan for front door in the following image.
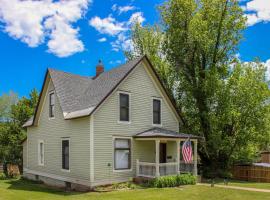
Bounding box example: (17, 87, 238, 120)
(159, 143, 167, 163)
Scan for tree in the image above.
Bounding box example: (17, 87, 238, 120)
(126, 0, 270, 176)
(0, 89, 39, 174)
(0, 91, 18, 122)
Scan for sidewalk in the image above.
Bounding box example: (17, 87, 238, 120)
(197, 183, 270, 193)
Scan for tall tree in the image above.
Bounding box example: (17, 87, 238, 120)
(126, 0, 270, 176)
(0, 89, 39, 174)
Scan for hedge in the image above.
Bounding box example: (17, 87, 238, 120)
(150, 174, 196, 188)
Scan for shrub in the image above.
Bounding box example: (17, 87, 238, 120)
(150, 174, 196, 188)
(0, 173, 7, 180)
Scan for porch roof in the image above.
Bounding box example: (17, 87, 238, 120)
(134, 127, 200, 139)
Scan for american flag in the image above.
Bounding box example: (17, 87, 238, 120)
(182, 138, 193, 163)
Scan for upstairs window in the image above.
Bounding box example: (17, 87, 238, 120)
(49, 92, 55, 118)
(38, 140, 44, 166)
(62, 139, 70, 171)
(119, 93, 130, 122)
(153, 98, 161, 125)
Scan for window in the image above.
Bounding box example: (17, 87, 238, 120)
(62, 139, 70, 171)
(38, 140, 44, 166)
(49, 92, 55, 118)
(119, 93, 130, 122)
(153, 99, 161, 125)
(114, 138, 131, 170)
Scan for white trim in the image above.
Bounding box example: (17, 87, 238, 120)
(152, 97, 163, 127)
(37, 140, 44, 166)
(23, 168, 90, 186)
(112, 136, 133, 172)
(48, 90, 55, 120)
(117, 91, 131, 124)
(64, 106, 95, 119)
(90, 115, 94, 185)
(61, 138, 70, 172)
(37, 76, 50, 126)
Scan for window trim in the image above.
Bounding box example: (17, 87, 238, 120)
(118, 91, 131, 124)
(113, 137, 132, 172)
(49, 91, 55, 119)
(152, 97, 162, 126)
(38, 140, 45, 166)
(61, 138, 70, 172)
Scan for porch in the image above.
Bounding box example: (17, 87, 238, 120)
(134, 128, 199, 178)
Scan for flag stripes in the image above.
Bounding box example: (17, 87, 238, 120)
(182, 138, 193, 163)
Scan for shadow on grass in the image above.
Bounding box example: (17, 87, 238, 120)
(6, 178, 84, 196)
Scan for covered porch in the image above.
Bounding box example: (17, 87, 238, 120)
(134, 128, 199, 178)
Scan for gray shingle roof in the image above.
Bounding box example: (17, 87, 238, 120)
(23, 56, 144, 127)
(134, 127, 200, 139)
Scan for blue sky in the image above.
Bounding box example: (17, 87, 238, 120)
(0, 0, 269, 97)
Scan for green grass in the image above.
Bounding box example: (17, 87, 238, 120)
(0, 179, 270, 200)
(206, 178, 270, 190)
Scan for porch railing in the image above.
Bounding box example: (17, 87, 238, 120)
(136, 160, 179, 178)
(179, 161, 195, 173)
(137, 161, 156, 178)
(159, 162, 178, 176)
(136, 160, 196, 178)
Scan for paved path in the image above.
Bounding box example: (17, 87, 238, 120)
(197, 183, 270, 193)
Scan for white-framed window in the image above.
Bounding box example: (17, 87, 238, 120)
(114, 138, 131, 170)
(152, 98, 162, 125)
(118, 92, 130, 123)
(38, 140, 44, 166)
(61, 138, 70, 171)
(49, 91, 55, 118)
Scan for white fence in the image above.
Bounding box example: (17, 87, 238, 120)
(136, 160, 195, 178)
(137, 161, 156, 178)
(159, 162, 178, 176)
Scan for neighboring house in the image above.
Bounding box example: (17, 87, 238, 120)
(22, 55, 199, 190)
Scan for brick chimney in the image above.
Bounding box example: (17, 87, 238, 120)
(96, 59, 104, 77)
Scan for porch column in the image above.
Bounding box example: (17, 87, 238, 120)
(176, 140, 180, 174)
(194, 140, 198, 176)
(155, 139, 160, 177)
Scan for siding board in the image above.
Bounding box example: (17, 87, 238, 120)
(26, 80, 90, 182)
(93, 63, 179, 184)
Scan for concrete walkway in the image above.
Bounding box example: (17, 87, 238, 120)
(197, 183, 270, 193)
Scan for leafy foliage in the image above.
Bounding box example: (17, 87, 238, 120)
(126, 0, 270, 176)
(0, 89, 39, 174)
(150, 174, 196, 188)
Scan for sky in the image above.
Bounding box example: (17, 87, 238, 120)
(0, 0, 269, 97)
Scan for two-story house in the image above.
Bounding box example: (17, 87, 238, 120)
(22, 55, 199, 191)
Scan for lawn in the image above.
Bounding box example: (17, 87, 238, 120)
(206, 178, 270, 190)
(0, 179, 270, 200)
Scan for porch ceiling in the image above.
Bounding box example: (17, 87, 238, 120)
(134, 127, 200, 139)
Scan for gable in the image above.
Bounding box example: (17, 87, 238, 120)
(92, 57, 180, 123)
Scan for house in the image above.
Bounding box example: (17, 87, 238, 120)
(22, 55, 199, 190)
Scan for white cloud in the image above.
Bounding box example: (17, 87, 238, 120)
(109, 60, 122, 65)
(111, 32, 132, 52)
(128, 12, 145, 24)
(263, 59, 270, 80)
(89, 10, 145, 52)
(118, 5, 136, 14)
(243, 0, 270, 26)
(97, 37, 107, 42)
(0, 0, 90, 57)
(111, 4, 117, 12)
(111, 4, 136, 14)
(89, 16, 127, 36)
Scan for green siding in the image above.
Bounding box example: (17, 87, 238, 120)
(93, 63, 179, 185)
(26, 80, 91, 183)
